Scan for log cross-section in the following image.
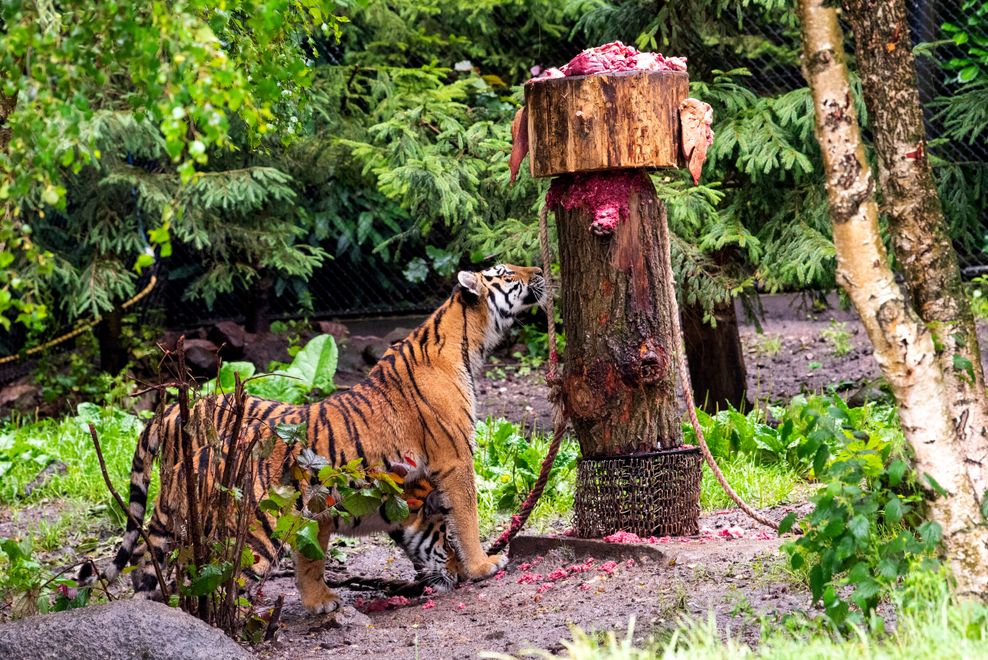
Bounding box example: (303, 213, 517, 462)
(525, 71, 688, 177)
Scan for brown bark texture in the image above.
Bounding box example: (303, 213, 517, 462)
(842, 0, 988, 500)
(682, 300, 749, 411)
(799, 0, 988, 599)
(525, 71, 687, 177)
(0, 92, 14, 154)
(555, 172, 682, 458)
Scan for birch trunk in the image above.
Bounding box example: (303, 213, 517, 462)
(798, 0, 988, 598)
(842, 0, 988, 501)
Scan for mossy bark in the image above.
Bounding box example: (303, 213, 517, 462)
(554, 172, 682, 458)
(800, 0, 988, 600)
(843, 0, 988, 501)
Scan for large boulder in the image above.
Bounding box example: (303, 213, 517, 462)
(0, 600, 253, 660)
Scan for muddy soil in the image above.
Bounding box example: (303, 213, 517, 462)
(257, 504, 811, 660)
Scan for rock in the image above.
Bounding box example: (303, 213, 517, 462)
(209, 321, 246, 357)
(0, 382, 40, 413)
(23, 461, 67, 497)
(182, 339, 220, 376)
(327, 605, 371, 629)
(382, 327, 413, 345)
(0, 600, 253, 660)
(346, 336, 392, 367)
(316, 321, 349, 342)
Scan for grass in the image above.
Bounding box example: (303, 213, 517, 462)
(699, 454, 806, 512)
(0, 402, 151, 507)
(492, 581, 988, 659)
(821, 320, 852, 357)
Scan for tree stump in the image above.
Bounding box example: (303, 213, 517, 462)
(525, 59, 702, 538)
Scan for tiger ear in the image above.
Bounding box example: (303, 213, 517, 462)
(457, 271, 480, 299)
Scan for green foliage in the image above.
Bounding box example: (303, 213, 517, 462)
(778, 418, 936, 631)
(0, 402, 152, 505)
(0, 536, 91, 618)
(0, 0, 344, 332)
(969, 275, 988, 319)
(941, 2, 988, 84)
(259, 423, 406, 560)
(473, 417, 578, 530)
(201, 334, 338, 403)
(821, 320, 852, 357)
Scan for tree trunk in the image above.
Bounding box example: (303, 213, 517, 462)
(555, 172, 682, 458)
(682, 300, 749, 411)
(0, 92, 15, 154)
(95, 307, 127, 374)
(799, 0, 988, 599)
(842, 0, 988, 501)
(245, 275, 273, 334)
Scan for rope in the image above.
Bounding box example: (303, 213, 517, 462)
(488, 205, 566, 555)
(0, 274, 159, 366)
(488, 196, 778, 555)
(658, 229, 778, 530)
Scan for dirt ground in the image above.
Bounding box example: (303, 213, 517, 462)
(257, 503, 811, 660)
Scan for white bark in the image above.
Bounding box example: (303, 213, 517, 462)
(799, 0, 988, 599)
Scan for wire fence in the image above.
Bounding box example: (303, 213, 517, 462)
(2, 1, 986, 377)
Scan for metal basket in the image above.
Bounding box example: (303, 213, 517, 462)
(573, 446, 701, 538)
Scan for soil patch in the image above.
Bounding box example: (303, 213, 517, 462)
(257, 504, 809, 659)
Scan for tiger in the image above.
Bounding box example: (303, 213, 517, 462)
(80, 264, 545, 614)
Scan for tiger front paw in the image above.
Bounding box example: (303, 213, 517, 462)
(300, 584, 341, 615)
(466, 553, 507, 581)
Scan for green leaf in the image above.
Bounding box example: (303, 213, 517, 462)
(340, 493, 382, 518)
(884, 496, 905, 525)
(886, 459, 907, 487)
(295, 520, 325, 560)
(924, 473, 949, 497)
(952, 353, 976, 382)
(286, 335, 338, 394)
(848, 514, 870, 542)
(190, 563, 228, 596)
(384, 496, 409, 523)
(813, 444, 830, 477)
(778, 512, 797, 535)
(958, 65, 980, 83)
(918, 521, 943, 549)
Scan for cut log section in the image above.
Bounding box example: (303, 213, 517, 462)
(525, 70, 688, 178)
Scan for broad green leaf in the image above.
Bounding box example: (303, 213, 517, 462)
(384, 495, 409, 523)
(286, 334, 338, 394)
(295, 520, 325, 560)
(190, 563, 228, 596)
(340, 493, 382, 518)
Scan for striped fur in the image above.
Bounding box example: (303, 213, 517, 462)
(80, 264, 544, 614)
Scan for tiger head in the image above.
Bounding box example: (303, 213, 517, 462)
(390, 480, 464, 592)
(456, 264, 547, 353)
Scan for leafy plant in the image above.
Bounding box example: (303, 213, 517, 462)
(258, 423, 407, 561)
(473, 417, 578, 526)
(942, 2, 988, 84)
(821, 320, 852, 357)
(778, 413, 938, 631)
(969, 275, 988, 319)
(0, 537, 90, 619)
(202, 333, 338, 404)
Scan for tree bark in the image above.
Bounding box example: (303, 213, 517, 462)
(245, 275, 273, 334)
(799, 0, 988, 599)
(682, 300, 749, 411)
(95, 307, 127, 374)
(0, 92, 15, 154)
(525, 71, 687, 177)
(843, 0, 988, 503)
(555, 172, 682, 458)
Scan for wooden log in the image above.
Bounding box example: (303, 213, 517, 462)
(555, 172, 682, 458)
(525, 70, 688, 178)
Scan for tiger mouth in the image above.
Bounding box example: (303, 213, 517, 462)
(527, 277, 547, 307)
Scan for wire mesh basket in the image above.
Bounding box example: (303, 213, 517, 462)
(573, 445, 701, 538)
